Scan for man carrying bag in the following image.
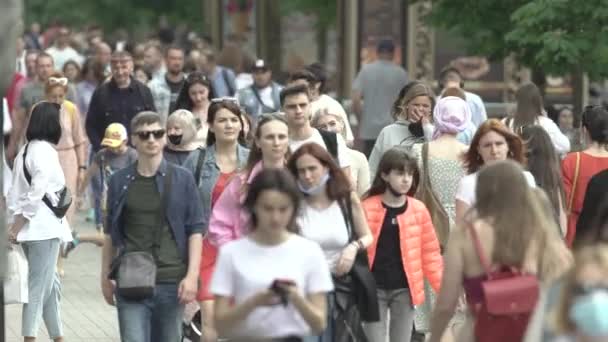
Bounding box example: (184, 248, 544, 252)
(101, 111, 204, 341)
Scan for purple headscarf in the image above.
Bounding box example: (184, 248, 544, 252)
(433, 96, 472, 138)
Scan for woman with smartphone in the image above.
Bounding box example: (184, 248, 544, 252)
(211, 169, 334, 341)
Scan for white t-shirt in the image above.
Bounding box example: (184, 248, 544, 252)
(298, 201, 350, 271)
(455, 170, 536, 206)
(210, 235, 334, 339)
(289, 129, 350, 168)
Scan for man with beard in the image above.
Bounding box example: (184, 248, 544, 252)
(237, 59, 282, 121)
(148, 46, 186, 121)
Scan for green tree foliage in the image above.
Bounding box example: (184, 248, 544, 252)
(426, 0, 608, 79)
(24, 0, 203, 33)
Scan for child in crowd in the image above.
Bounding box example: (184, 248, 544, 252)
(361, 147, 443, 342)
(64, 123, 137, 256)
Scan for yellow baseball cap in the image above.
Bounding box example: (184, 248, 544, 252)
(101, 123, 128, 148)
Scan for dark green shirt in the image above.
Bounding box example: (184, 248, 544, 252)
(124, 173, 187, 283)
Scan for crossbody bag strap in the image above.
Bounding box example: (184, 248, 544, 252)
(22, 143, 32, 184)
(467, 221, 493, 278)
(152, 166, 173, 258)
(194, 148, 206, 187)
(567, 152, 581, 213)
(422, 143, 432, 184)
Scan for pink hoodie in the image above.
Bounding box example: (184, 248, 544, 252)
(207, 162, 263, 246)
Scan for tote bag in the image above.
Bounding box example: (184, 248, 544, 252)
(4, 244, 29, 304)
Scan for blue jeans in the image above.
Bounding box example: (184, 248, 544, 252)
(116, 283, 184, 342)
(21, 239, 63, 338)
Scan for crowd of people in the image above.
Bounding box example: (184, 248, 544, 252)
(4, 23, 608, 342)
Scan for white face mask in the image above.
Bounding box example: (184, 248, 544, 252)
(298, 172, 330, 196)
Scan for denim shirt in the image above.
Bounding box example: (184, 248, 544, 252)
(105, 159, 204, 261)
(183, 144, 250, 232)
(236, 82, 283, 121)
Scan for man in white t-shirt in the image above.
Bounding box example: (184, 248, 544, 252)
(281, 84, 351, 173)
(287, 69, 354, 145)
(45, 27, 84, 71)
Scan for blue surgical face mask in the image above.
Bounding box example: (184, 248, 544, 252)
(298, 172, 330, 196)
(569, 289, 608, 337)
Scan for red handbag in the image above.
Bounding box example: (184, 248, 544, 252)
(468, 224, 540, 342)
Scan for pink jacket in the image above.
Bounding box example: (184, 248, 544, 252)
(208, 162, 263, 246)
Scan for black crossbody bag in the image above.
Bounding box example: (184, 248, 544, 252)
(22, 143, 73, 218)
(109, 167, 172, 300)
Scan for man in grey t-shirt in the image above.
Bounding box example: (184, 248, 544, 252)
(352, 40, 408, 157)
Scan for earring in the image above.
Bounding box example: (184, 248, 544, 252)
(508, 151, 514, 157)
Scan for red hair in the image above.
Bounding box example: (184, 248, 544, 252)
(463, 118, 526, 174)
(287, 142, 352, 201)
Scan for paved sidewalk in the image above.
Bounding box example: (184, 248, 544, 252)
(5, 212, 120, 341)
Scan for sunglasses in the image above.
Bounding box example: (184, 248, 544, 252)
(211, 97, 239, 105)
(187, 73, 208, 82)
(135, 129, 165, 140)
(48, 77, 68, 86)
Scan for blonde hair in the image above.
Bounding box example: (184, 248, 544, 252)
(167, 109, 198, 145)
(554, 245, 608, 333)
(311, 111, 347, 140)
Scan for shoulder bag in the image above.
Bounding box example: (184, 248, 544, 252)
(23, 143, 72, 218)
(109, 166, 172, 300)
(415, 143, 450, 249)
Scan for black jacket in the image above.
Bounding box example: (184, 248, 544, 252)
(85, 77, 155, 151)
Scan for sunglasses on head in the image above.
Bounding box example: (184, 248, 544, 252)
(187, 73, 208, 82)
(135, 129, 165, 140)
(211, 97, 239, 105)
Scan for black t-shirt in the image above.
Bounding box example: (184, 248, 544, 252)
(166, 75, 184, 113)
(372, 201, 409, 290)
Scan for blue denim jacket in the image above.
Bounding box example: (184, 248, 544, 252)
(183, 144, 250, 232)
(105, 159, 204, 261)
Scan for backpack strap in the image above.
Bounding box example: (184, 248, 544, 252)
(194, 148, 207, 187)
(318, 129, 339, 161)
(467, 221, 493, 277)
(221, 68, 235, 96)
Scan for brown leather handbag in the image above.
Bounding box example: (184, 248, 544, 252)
(415, 143, 450, 249)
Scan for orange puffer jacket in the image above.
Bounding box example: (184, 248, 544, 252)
(362, 195, 443, 306)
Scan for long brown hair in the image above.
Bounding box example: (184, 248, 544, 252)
(512, 82, 544, 131)
(364, 147, 420, 199)
(286, 143, 351, 201)
(520, 125, 565, 224)
(463, 119, 527, 174)
(244, 113, 289, 178)
(474, 160, 551, 267)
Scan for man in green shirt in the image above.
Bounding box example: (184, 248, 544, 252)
(101, 111, 204, 341)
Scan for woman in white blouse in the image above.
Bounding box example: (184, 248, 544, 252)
(7, 101, 72, 342)
(455, 119, 537, 224)
(503, 83, 571, 155)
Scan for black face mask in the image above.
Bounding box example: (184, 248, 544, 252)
(408, 121, 424, 138)
(168, 134, 183, 145)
